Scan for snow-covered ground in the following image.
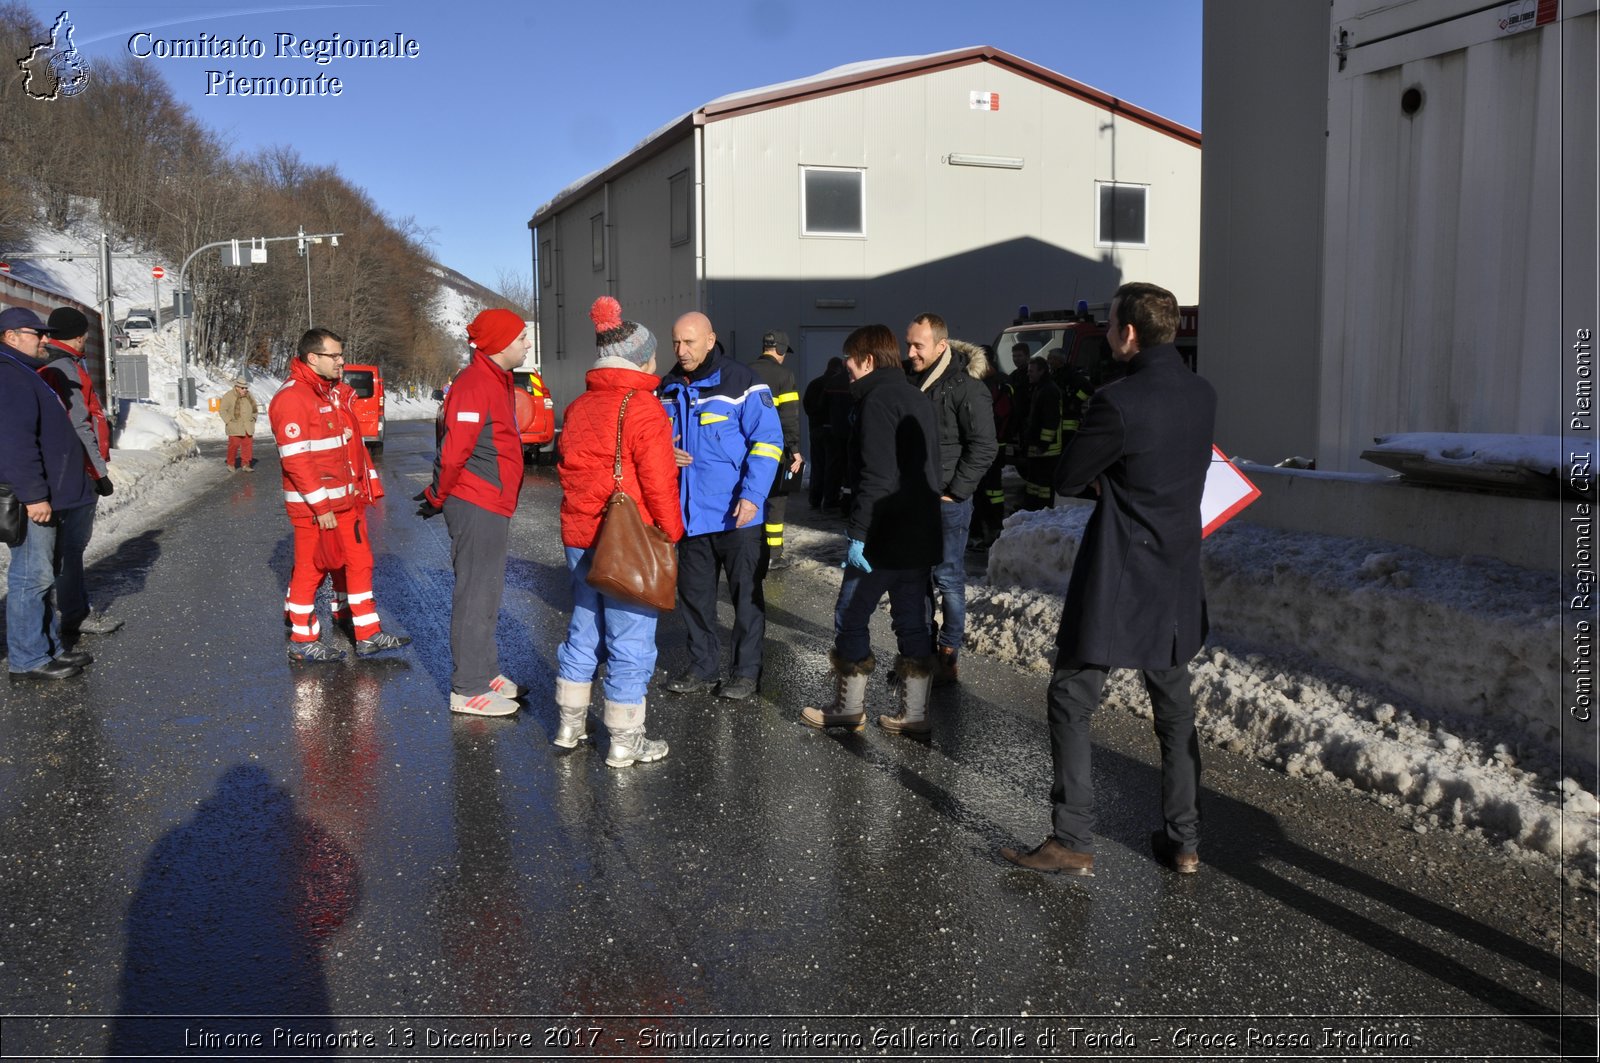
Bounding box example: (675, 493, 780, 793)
(785, 498, 1595, 884)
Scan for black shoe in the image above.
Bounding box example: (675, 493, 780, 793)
(765, 556, 792, 572)
(665, 673, 717, 695)
(10, 659, 83, 681)
(717, 675, 759, 700)
(55, 649, 93, 668)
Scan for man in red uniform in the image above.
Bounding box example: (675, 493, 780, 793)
(270, 327, 410, 662)
(417, 309, 529, 715)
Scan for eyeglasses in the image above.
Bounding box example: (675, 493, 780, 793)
(13, 329, 44, 339)
(313, 350, 345, 360)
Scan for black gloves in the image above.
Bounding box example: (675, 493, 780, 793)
(95, 477, 114, 497)
(413, 488, 442, 519)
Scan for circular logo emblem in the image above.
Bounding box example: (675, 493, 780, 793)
(284, 422, 301, 439)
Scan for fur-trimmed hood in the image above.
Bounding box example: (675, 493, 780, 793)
(948, 339, 990, 381)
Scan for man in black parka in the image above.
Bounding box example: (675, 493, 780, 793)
(1002, 282, 1217, 878)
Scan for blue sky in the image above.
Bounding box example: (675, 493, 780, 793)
(23, 0, 1203, 289)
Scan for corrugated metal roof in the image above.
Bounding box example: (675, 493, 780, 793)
(529, 44, 1200, 228)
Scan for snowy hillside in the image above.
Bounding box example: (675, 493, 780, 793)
(6, 217, 456, 439)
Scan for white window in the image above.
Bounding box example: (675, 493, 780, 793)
(669, 170, 690, 246)
(1095, 181, 1149, 248)
(801, 166, 865, 237)
(591, 213, 605, 271)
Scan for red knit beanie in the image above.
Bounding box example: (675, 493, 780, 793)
(467, 308, 525, 356)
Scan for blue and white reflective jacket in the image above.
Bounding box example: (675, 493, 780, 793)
(658, 345, 784, 536)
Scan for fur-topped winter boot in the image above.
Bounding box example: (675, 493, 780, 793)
(877, 653, 935, 735)
(800, 651, 874, 731)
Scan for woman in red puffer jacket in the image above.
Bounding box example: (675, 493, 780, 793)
(553, 297, 685, 767)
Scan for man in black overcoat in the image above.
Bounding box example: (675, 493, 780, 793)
(1002, 282, 1217, 877)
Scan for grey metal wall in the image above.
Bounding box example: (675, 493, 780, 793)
(533, 136, 697, 412)
(1200, 0, 1330, 467)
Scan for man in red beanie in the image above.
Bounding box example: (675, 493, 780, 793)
(418, 309, 530, 716)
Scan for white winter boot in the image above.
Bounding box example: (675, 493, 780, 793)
(800, 651, 874, 731)
(877, 654, 934, 735)
(553, 678, 592, 749)
(604, 698, 669, 767)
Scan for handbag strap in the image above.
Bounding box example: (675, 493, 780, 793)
(612, 390, 635, 488)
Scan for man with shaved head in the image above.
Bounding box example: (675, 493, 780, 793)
(657, 311, 784, 701)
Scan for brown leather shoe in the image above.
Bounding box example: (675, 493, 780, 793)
(999, 837, 1094, 876)
(1151, 830, 1200, 874)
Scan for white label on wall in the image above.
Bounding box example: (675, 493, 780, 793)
(969, 91, 1000, 111)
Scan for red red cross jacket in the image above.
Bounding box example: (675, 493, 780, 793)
(270, 358, 381, 520)
(425, 349, 523, 517)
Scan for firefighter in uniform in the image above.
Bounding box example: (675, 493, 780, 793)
(1021, 354, 1062, 510)
(751, 330, 804, 572)
(270, 327, 410, 662)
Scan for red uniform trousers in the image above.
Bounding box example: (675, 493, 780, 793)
(283, 507, 382, 643)
(226, 435, 255, 468)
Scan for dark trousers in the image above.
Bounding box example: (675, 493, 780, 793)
(677, 525, 764, 681)
(443, 497, 510, 695)
(807, 426, 829, 507)
(1047, 653, 1201, 853)
(761, 491, 787, 566)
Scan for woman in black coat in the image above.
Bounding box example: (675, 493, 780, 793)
(800, 325, 941, 735)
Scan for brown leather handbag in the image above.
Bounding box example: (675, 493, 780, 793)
(586, 391, 677, 611)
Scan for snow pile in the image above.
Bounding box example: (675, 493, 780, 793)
(969, 504, 1593, 877)
(117, 403, 183, 449)
(1367, 433, 1563, 475)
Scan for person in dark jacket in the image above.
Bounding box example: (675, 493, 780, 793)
(39, 306, 122, 645)
(820, 358, 853, 510)
(802, 357, 842, 509)
(554, 297, 686, 766)
(1006, 342, 1032, 474)
(801, 324, 940, 735)
(750, 330, 804, 572)
(905, 313, 998, 684)
(970, 347, 1008, 551)
(0, 307, 95, 681)
(1002, 282, 1217, 878)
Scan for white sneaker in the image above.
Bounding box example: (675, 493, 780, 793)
(450, 690, 519, 717)
(488, 674, 522, 698)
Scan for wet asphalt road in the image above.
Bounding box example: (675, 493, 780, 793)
(0, 421, 1594, 1061)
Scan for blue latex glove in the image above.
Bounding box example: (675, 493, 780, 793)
(842, 538, 873, 573)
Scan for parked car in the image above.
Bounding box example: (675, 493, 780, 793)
(340, 362, 385, 450)
(122, 313, 155, 346)
(433, 366, 556, 463)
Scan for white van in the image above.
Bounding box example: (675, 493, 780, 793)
(122, 313, 155, 345)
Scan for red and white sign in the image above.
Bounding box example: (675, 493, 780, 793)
(969, 91, 1000, 111)
(0, 262, 9, 273)
(152, 266, 166, 280)
(1201, 446, 1262, 537)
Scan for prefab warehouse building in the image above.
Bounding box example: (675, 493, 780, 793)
(1201, 0, 1597, 473)
(528, 45, 1201, 425)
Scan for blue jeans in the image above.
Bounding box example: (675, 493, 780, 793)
(557, 545, 660, 704)
(833, 565, 933, 664)
(930, 496, 972, 651)
(54, 499, 96, 635)
(6, 513, 63, 672)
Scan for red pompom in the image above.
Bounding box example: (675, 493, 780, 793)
(590, 296, 623, 333)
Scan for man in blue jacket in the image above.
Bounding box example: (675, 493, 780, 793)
(1, 307, 96, 681)
(658, 311, 784, 700)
